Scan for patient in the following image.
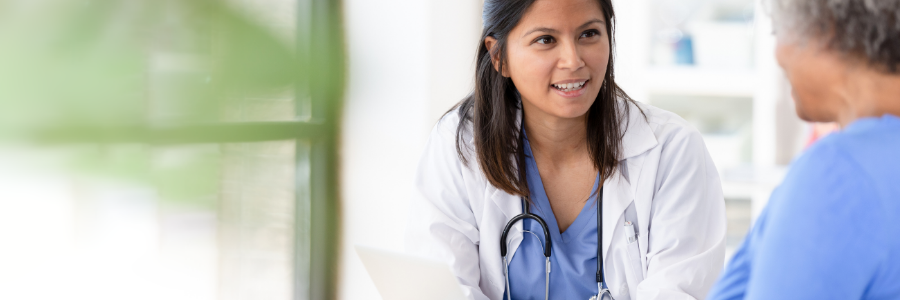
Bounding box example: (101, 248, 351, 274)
(707, 0, 900, 299)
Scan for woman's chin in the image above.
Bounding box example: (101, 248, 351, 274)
(522, 91, 597, 120)
(545, 106, 592, 120)
(547, 97, 595, 119)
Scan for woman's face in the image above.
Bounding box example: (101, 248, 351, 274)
(491, 0, 610, 121)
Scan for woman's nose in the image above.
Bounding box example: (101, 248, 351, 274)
(557, 41, 585, 70)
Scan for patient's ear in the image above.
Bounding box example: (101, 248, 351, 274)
(484, 36, 508, 77)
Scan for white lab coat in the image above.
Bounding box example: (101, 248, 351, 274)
(406, 100, 726, 300)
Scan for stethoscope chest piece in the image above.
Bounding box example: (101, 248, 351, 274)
(588, 281, 614, 300)
(588, 288, 613, 300)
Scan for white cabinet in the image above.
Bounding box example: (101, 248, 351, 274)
(613, 0, 806, 259)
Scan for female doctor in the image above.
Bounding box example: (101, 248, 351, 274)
(406, 0, 726, 299)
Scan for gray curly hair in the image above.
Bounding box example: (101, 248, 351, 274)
(770, 0, 900, 73)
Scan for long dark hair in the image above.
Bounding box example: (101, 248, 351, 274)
(452, 0, 640, 198)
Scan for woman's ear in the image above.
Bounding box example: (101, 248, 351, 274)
(484, 36, 509, 77)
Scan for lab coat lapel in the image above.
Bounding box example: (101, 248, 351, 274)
(489, 186, 525, 259)
(603, 101, 657, 263)
(601, 169, 632, 264)
(618, 102, 658, 161)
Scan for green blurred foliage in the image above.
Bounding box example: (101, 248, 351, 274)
(0, 0, 301, 130)
(61, 144, 221, 207)
(0, 0, 341, 206)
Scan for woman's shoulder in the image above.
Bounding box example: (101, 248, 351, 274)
(634, 101, 705, 146)
(426, 105, 476, 161)
(417, 105, 488, 195)
(631, 101, 693, 133)
(620, 100, 706, 156)
(434, 106, 466, 136)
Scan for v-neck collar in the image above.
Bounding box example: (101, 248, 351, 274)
(523, 134, 601, 243)
(487, 99, 654, 275)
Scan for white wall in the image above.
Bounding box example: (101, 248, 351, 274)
(339, 1, 481, 299)
(612, 0, 651, 103)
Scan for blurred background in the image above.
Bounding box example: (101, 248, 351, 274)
(0, 0, 835, 299)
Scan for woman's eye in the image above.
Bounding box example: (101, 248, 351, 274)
(581, 29, 600, 38)
(534, 36, 555, 45)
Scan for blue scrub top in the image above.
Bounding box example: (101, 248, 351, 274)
(506, 133, 602, 300)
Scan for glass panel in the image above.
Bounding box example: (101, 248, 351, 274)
(226, 0, 299, 45)
(218, 140, 298, 300)
(218, 0, 309, 123)
(145, 0, 307, 125)
(0, 141, 296, 300)
(219, 88, 298, 122)
(293, 140, 312, 300)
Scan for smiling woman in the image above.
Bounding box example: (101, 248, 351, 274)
(407, 0, 727, 299)
(457, 0, 629, 195)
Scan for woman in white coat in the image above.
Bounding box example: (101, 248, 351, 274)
(407, 0, 726, 299)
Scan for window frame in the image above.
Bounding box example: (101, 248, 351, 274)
(32, 0, 344, 298)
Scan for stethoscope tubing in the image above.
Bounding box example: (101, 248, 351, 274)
(499, 211, 552, 258)
(596, 186, 604, 285)
(500, 188, 608, 300)
(501, 198, 552, 300)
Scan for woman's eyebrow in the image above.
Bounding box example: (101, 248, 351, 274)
(579, 19, 605, 28)
(522, 27, 558, 37)
(522, 19, 606, 37)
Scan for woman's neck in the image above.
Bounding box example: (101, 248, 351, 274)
(836, 65, 900, 127)
(523, 107, 589, 164)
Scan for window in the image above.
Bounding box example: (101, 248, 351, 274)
(0, 0, 344, 299)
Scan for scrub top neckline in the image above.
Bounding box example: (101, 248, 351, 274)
(523, 134, 601, 243)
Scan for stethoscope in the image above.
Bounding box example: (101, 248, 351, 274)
(499, 187, 613, 300)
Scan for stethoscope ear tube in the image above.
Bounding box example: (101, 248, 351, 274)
(499, 212, 552, 258)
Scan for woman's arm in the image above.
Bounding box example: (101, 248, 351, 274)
(405, 116, 490, 300)
(637, 123, 727, 300)
(741, 143, 886, 299)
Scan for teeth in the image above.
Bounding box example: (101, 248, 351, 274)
(553, 81, 587, 91)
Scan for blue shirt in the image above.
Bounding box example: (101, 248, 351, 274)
(506, 134, 601, 300)
(708, 115, 900, 300)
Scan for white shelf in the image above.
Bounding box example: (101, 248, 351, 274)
(719, 165, 788, 222)
(721, 179, 765, 199)
(644, 66, 757, 98)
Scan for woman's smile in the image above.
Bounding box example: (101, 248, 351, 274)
(551, 79, 590, 98)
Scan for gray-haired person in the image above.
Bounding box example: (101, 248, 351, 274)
(708, 0, 900, 299)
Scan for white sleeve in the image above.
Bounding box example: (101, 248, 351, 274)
(636, 125, 727, 300)
(405, 117, 490, 300)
